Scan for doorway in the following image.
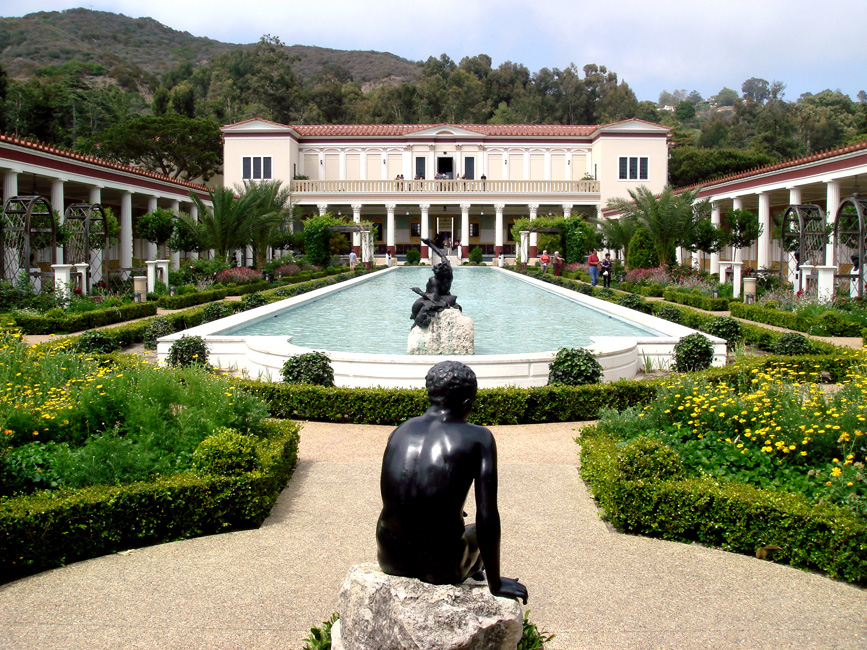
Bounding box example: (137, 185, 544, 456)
(437, 157, 454, 178)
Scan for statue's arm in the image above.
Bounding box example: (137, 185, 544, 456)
(422, 237, 448, 263)
(475, 435, 528, 603)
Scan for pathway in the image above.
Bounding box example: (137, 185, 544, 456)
(1, 421, 864, 650)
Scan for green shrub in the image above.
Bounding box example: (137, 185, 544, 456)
(626, 228, 659, 269)
(576, 283, 594, 296)
(167, 335, 209, 368)
(596, 287, 615, 299)
(617, 292, 645, 311)
(468, 246, 484, 265)
(75, 330, 121, 354)
(655, 304, 684, 324)
(143, 317, 174, 349)
(242, 292, 267, 311)
(202, 301, 234, 322)
(281, 352, 335, 386)
(405, 248, 421, 265)
(193, 427, 261, 476)
(547, 348, 603, 386)
(673, 333, 714, 372)
(774, 332, 814, 356)
(615, 437, 686, 482)
(705, 316, 742, 343)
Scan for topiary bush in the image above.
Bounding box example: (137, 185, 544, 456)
(705, 316, 743, 343)
(626, 228, 660, 269)
(202, 301, 234, 323)
(615, 437, 686, 482)
(167, 335, 209, 368)
(242, 292, 267, 311)
(143, 317, 174, 350)
(774, 332, 814, 356)
(468, 246, 484, 265)
(673, 333, 714, 372)
(404, 248, 421, 265)
(618, 292, 645, 311)
(281, 352, 335, 386)
(75, 330, 121, 354)
(655, 305, 684, 324)
(192, 427, 261, 476)
(547, 347, 603, 386)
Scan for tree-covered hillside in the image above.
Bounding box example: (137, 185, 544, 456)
(0, 8, 865, 187)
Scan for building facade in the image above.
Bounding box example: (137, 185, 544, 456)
(221, 119, 671, 260)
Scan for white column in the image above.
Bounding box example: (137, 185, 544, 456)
(145, 196, 158, 260)
(460, 203, 471, 259)
(420, 203, 430, 259)
(544, 149, 552, 181)
(710, 202, 721, 275)
(188, 202, 199, 261)
(170, 200, 181, 269)
(360, 150, 368, 181)
(385, 203, 396, 253)
(826, 180, 841, 265)
(351, 203, 362, 252)
(732, 197, 744, 263)
(317, 203, 328, 216)
(52, 178, 65, 264)
(494, 203, 505, 254)
(757, 191, 771, 270)
(3, 169, 19, 203)
(89, 185, 102, 204)
(120, 191, 133, 273)
(562, 204, 572, 219)
(339, 150, 347, 180)
(528, 203, 539, 258)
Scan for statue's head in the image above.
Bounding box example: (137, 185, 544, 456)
(426, 361, 477, 416)
(433, 263, 453, 294)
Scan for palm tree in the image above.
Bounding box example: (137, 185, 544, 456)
(593, 213, 639, 268)
(607, 185, 704, 267)
(239, 180, 292, 269)
(184, 186, 253, 261)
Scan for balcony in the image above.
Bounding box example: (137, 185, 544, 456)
(291, 179, 600, 195)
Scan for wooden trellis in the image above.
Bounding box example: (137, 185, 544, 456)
(64, 203, 109, 291)
(778, 204, 827, 282)
(833, 196, 867, 299)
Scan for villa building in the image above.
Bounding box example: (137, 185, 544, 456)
(220, 118, 671, 260)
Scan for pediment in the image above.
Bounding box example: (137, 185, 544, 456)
(406, 125, 485, 139)
(595, 119, 670, 135)
(221, 118, 299, 136)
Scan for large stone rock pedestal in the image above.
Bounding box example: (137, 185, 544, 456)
(407, 308, 475, 355)
(332, 564, 522, 650)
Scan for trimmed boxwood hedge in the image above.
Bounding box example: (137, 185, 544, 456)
(0, 419, 300, 583)
(663, 288, 733, 311)
(235, 354, 854, 425)
(619, 282, 665, 297)
(578, 425, 867, 585)
(12, 302, 158, 335)
(157, 287, 231, 309)
(730, 301, 864, 337)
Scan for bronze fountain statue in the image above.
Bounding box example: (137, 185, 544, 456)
(410, 238, 461, 328)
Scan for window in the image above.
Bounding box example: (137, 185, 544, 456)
(242, 156, 272, 180)
(411, 223, 421, 237)
(469, 223, 480, 237)
(618, 156, 648, 181)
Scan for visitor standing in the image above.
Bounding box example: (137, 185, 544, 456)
(600, 253, 612, 288)
(540, 250, 550, 273)
(349, 250, 358, 271)
(588, 248, 600, 286)
(553, 251, 563, 276)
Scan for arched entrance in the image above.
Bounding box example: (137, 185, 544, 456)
(833, 195, 867, 299)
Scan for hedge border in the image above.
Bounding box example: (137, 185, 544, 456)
(663, 288, 733, 311)
(578, 425, 867, 585)
(0, 419, 300, 584)
(11, 302, 159, 335)
(730, 301, 864, 337)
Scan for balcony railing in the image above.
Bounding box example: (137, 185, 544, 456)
(291, 179, 600, 194)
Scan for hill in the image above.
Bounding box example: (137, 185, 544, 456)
(0, 8, 419, 86)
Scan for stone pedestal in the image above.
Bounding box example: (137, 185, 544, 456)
(133, 276, 148, 301)
(731, 261, 743, 298)
(333, 564, 522, 650)
(743, 277, 757, 304)
(73, 262, 89, 295)
(52, 264, 73, 300)
(816, 265, 836, 303)
(407, 308, 474, 355)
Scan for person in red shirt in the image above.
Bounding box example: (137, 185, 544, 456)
(540, 250, 550, 273)
(588, 248, 600, 286)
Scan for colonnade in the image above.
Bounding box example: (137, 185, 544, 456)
(312, 201, 589, 259)
(1, 168, 202, 276)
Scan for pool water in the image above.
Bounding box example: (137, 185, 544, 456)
(221, 267, 663, 355)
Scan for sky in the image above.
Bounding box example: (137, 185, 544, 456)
(3, 0, 866, 103)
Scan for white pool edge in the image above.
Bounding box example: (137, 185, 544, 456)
(157, 267, 726, 388)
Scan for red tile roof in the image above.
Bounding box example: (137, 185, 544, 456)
(227, 121, 603, 137)
(675, 138, 867, 192)
(0, 132, 211, 192)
